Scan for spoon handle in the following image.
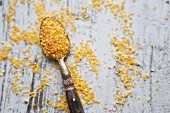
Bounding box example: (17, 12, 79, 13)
(66, 89, 84, 113)
(58, 58, 85, 113)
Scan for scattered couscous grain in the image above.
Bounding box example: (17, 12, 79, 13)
(153, 6, 157, 11)
(156, 87, 159, 91)
(24, 99, 29, 104)
(147, 98, 151, 103)
(145, 73, 150, 79)
(151, 69, 154, 72)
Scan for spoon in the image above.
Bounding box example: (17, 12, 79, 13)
(40, 17, 84, 113)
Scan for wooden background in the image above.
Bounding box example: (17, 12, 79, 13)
(0, 0, 170, 113)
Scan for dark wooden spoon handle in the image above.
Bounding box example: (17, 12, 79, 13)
(66, 89, 84, 113)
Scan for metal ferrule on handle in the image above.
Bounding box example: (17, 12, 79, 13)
(58, 58, 85, 113)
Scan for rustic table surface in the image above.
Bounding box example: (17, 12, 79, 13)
(0, 0, 170, 113)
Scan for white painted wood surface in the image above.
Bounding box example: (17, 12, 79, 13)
(0, 0, 170, 113)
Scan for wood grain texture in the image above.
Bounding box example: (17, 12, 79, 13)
(0, 0, 170, 113)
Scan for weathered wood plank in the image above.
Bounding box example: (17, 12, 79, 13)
(0, 0, 170, 113)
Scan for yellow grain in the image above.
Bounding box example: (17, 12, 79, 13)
(24, 99, 29, 104)
(156, 87, 159, 91)
(40, 17, 70, 60)
(147, 98, 151, 103)
(32, 63, 41, 74)
(145, 73, 150, 79)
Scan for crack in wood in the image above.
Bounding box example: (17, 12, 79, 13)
(149, 46, 154, 112)
(26, 57, 38, 113)
(0, 0, 2, 6)
(26, 73, 35, 113)
(39, 90, 43, 110)
(2, 2, 5, 40)
(166, 1, 169, 4)
(67, 0, 69, 7)
(3, 64, 12, 111)
(39, 58, 47, 110)
(30, 55, 44, 112)
(37, 58, 44, 110)
(0, 62, 7, 112)
(33, 92, 39, 112)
